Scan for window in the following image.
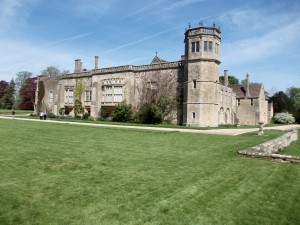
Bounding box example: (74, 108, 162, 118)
(193, 80, 197, 88)
(238, 99, 240, 106)
(102, 86, 123, 103)
(204, 41, 213, 52)
(49, 91, 53, 103)
(65, 90, 73, 104)
(85, 90, 92, 102)
(215, 43, 219, 53)
(251, 99, 253, 106)
(192, 112, 196, 119)
(191, 41, 200, 52)
(113, 86, 123, 102)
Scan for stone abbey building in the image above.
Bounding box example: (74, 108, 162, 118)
(35, 24, 273, 127)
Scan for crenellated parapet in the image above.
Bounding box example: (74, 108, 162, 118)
(59, 61, 183, 79)
(93, 61, 182, 74)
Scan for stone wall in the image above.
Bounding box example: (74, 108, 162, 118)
(237, 129, 300, 163)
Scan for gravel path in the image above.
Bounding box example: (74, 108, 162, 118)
(1, 116, 299, 136)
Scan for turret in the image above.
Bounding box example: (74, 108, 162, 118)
(183, 22, 221, 127)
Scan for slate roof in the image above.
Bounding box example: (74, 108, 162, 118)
(151, 53, 168, 64)
(230, 83, 263, 99)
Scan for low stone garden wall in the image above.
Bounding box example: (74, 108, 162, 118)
(237, 129, 300, 163)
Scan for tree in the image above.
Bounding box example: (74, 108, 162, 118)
(219, 76, 239, 85)
(136, 71, 179, 123)
(270, 91, 292, 113)
(2, 79, 15, 109)
(0, 80, 9, 108)
(286, 87, 300, 123)
(41, 66, 63, 77)
(18, 77, 37, 110)
(15, 71, 32, 92)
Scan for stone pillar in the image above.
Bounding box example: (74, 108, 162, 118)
(224, 69, 229, 87)
(95, 56, 99, 69)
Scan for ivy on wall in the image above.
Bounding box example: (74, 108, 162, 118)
(74, 77, 84, 117)
(37, 80, 45, 112)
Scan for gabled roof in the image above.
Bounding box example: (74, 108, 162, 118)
(230, 83, 263, 98)
(151, 53, 168, 64)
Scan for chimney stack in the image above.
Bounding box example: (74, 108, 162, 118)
(79, 60, 82, 72)
(224, 69, 229, 87)
(246, 73, 250, 97)
(95, 56, 99, 69)
(74, 59, 82, 73)
(74, 59, 79, 73)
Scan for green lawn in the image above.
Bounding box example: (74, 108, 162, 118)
(0, 119, 299, 225)
(278, 133, 300, 156)
(0, 109, 33, 115)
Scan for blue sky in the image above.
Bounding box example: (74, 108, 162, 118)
(0, 0, 299, 93)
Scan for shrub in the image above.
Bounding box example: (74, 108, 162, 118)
(273, 112, 295, 124)
(137, 103, 163, 124)
(82, 112, 90, 120)
(98, 108, 111, 121)
(48, 113, 56, 118)
(112, 102, 133, 122)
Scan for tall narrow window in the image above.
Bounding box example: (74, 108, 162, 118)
(251, 99, 253, 106)
(215, 43, 219, 53)
(204, 41, 213, 52)
(196, 41, 200, 52)
(85, 90, 92, 102)
(191, 41, 200, 52)
(49, 91, 53, 103)
(193, 80, 197, 88)
(192, 112, 196, 119)
(65, 90, 73, 104)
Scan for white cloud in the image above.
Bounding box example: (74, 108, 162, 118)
(0, 39, 78, 81)
(0, 0, 23, 28)
(165, 0, 206, 11)
(0, 0, 40, 31)
(222, 17, 300, 66)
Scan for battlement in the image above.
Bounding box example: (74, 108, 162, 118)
(185, 23, 221, 39)
(60, 61, 183, 79)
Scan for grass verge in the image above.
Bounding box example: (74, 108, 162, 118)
(278, 133, 300, 156)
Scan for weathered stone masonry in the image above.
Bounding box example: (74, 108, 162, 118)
(35, 24, 273, 127)
(237, 129, 300, 163)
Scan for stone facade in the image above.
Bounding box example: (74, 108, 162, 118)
(34, 24, 273, 127)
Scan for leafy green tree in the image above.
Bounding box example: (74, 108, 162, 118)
(15, 71, 32, 92)
(2, 79, 16, 109)
(270, 91, 292, 113)
(0, 80, 9, 108)
(74, 99, 84, 117)
(112, 102, 133, 122)
(219, 76, 239, 85)
(41, 66, 64, 77)
(287, 87, 300, 123)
